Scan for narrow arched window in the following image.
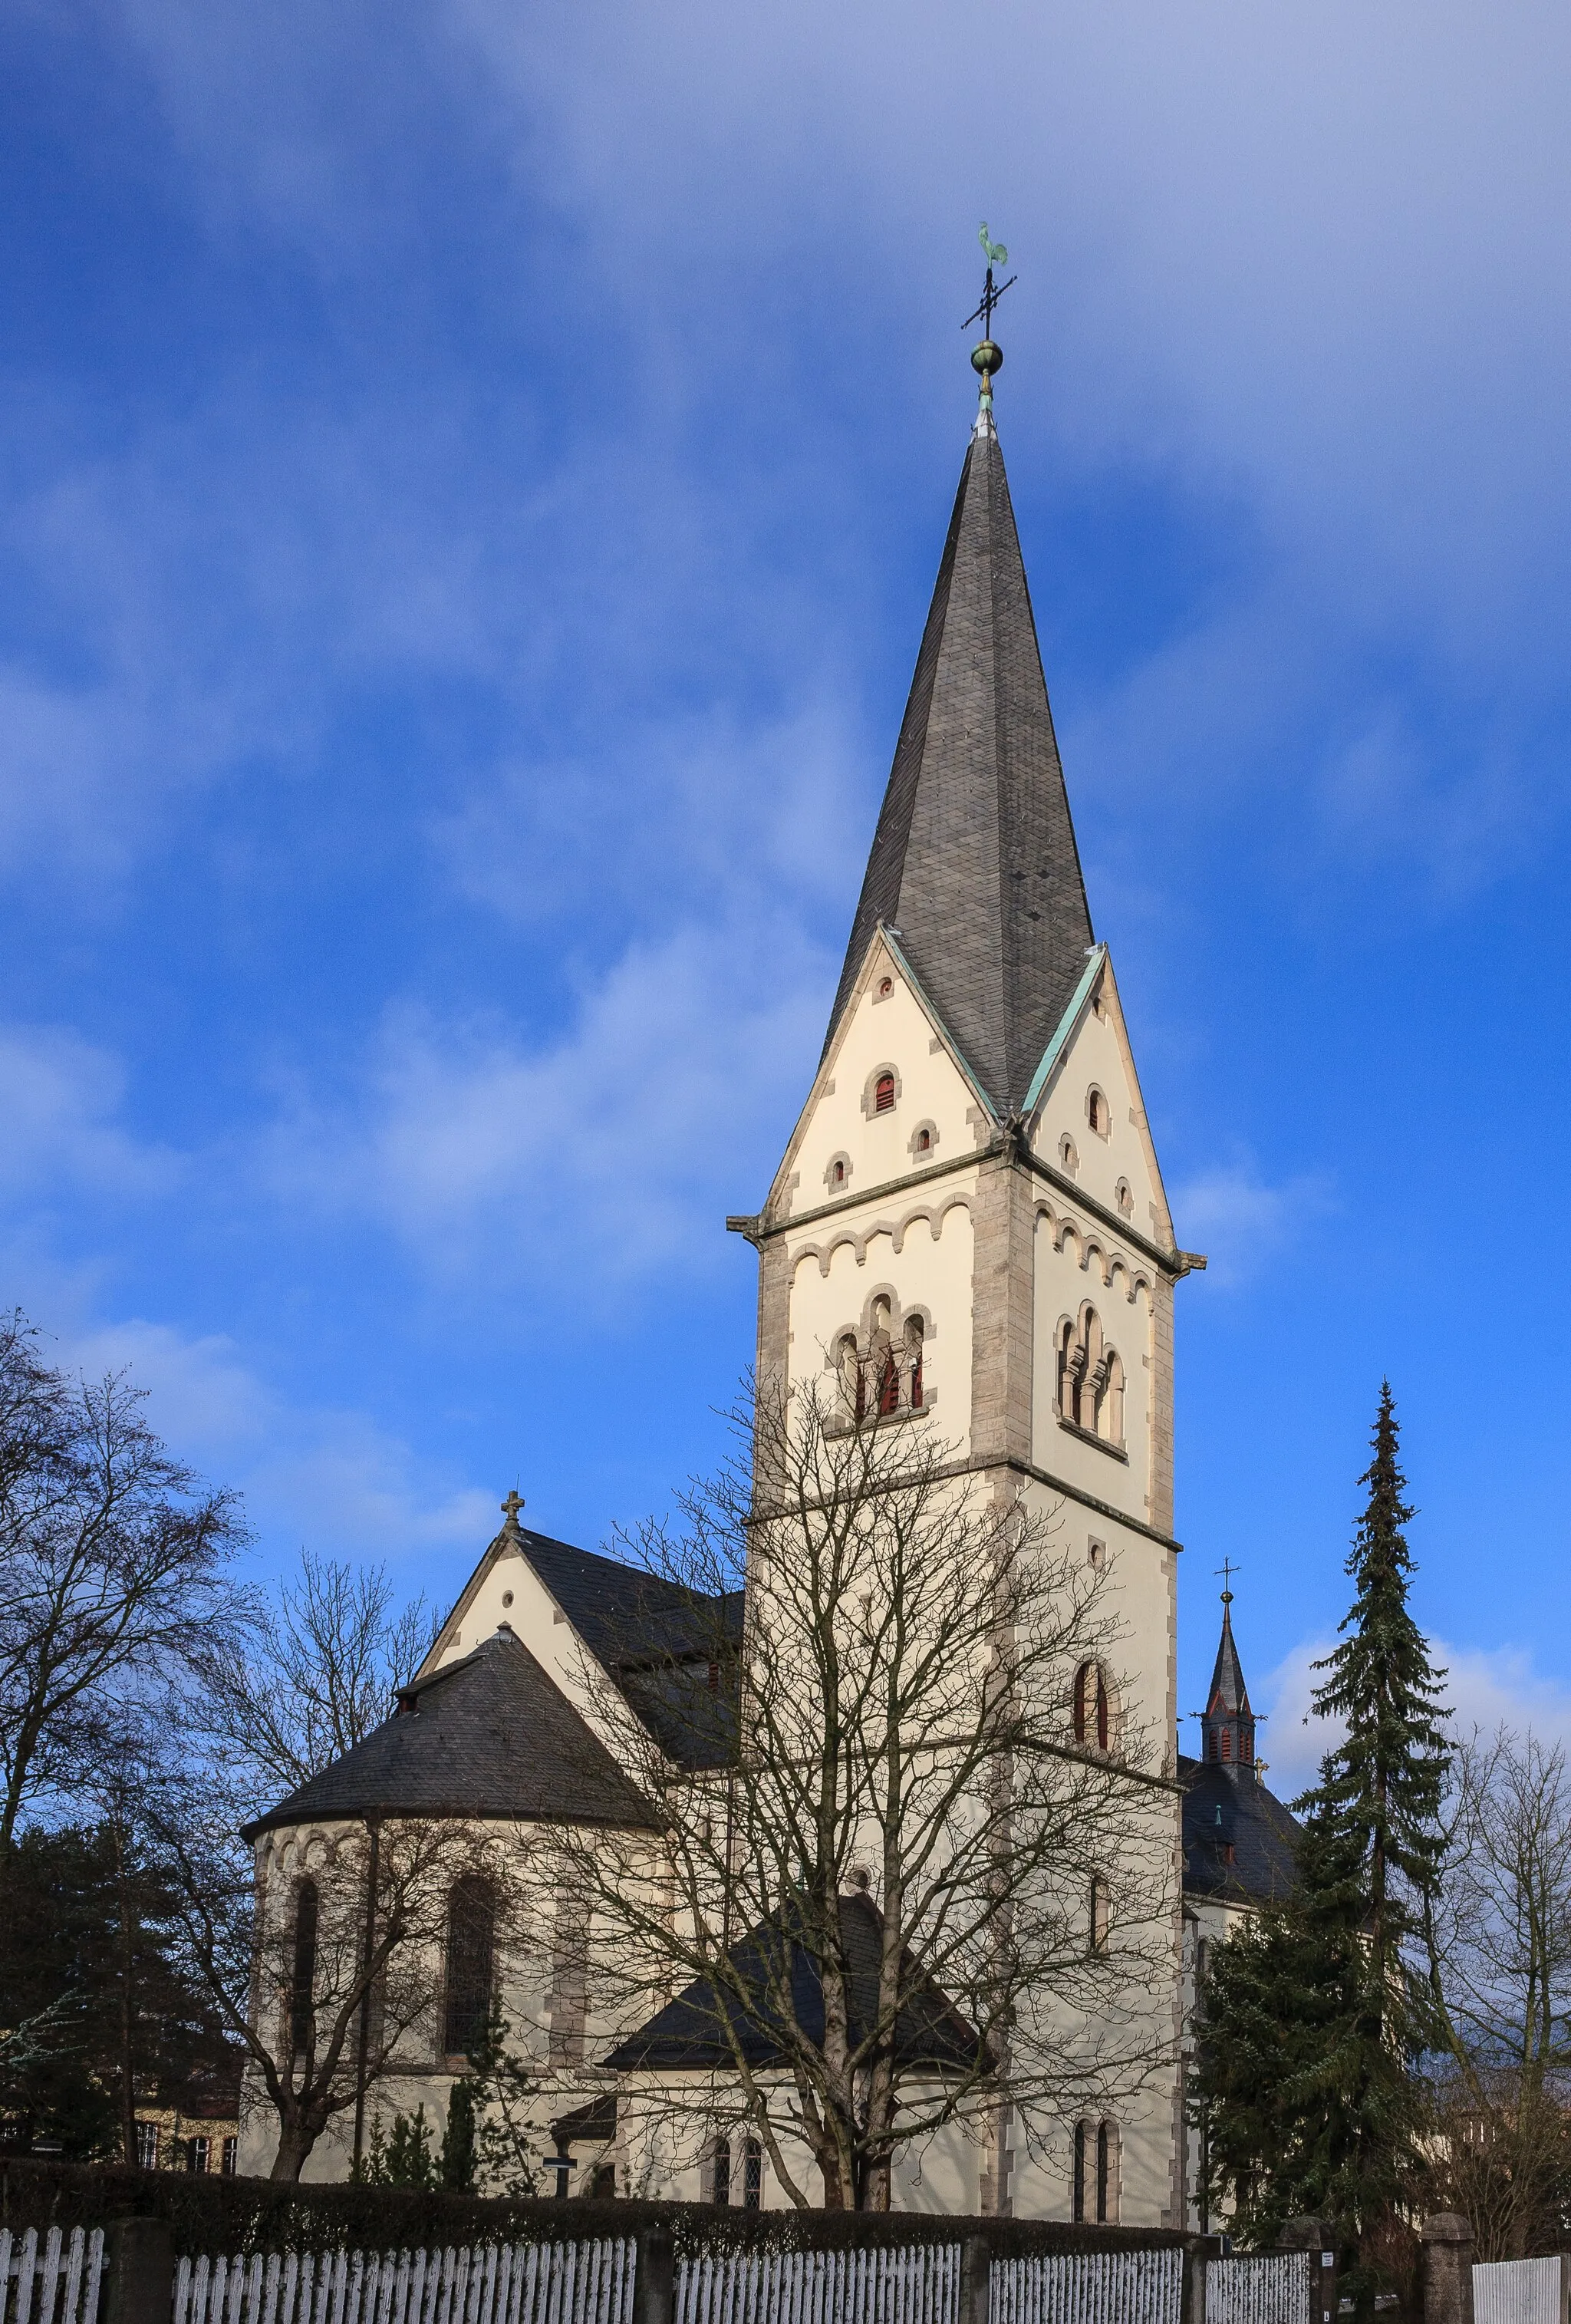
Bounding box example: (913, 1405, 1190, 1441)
(837, 1332, 862, 1420)
(712, 2136, 732, 2207)
(1072, 2120, 1088, 2222)
(916, 1126, 930, 1153)
(1073, 1661, 1109, 1749)
(1104, 1350, 1125, 1446)
(743, 2138, 763, 2208)
(878, 1348, 900, 1415)
(1059, 1135, 1079, 1176)
(290, 1879, 318, 2063)
(1096, 2121, 1112, 2221)
(905, 1315, 924, 1411)
(1089, 1874, 1110, 1955)
(1220, 1727, 1231, 1762)
(1088, 1090, 1102, 1134)
(444, 1875, 496, 2059)
(831, 1159, 845, 1187)
(874, 1073, 895, 1113)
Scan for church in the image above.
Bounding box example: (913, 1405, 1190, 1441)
(239, 318, 1301, 2222)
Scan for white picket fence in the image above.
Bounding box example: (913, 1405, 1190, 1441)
(674, 2242, 959, 2324)
(0, 2230, 107, 2324)
(992, 2250, 1184, 2324)
(1203, 2255, 1309, 2324)
(174, 2243, 635, 2324)
(0, 2227, 1200, 2324)
(1474, 2260, 1570, 2324)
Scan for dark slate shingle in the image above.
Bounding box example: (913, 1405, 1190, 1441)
(1179, 1755, 1299, 1909)
(824, 424, 1094, 1115)
(605, 1890, 982, 2075)
(242, 1627, 656, 1839)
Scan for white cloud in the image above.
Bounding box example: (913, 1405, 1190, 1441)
(0, 1025, 180, 1202)
(57, 1314, 493, 1573)
(262, 911, 830, 1298)
(1169, 1157, 1333, 1289)
(1260, 1633, 1571, 1799)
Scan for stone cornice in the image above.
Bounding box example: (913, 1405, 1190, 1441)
(730, 1136, 1204, 1281)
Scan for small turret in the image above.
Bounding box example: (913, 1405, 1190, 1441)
(1202, 1584, 1256, 1778)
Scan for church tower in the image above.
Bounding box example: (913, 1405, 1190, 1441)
(733, 318, 1203, 2224)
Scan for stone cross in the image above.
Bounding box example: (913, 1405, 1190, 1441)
(501, 1489, 525, 1525)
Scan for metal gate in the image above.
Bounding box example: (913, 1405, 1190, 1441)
(1204, 2253, 1310, 2324)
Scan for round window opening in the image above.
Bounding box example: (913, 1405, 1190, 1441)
(502, 1591, 514, 1608)
(878, 977, 893, 997)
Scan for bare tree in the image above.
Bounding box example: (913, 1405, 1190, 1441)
(548, 1378, 1177, 2210)
(1428, 1726, 1571, 2256)
(193, 1550, 440, 1795)
(0, 1314, 249, 1870)
(150, 1760, 519, 2181)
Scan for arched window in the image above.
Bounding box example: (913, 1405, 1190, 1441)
(1089, 1874, 1110, 1955)
(915, 1126, 930, 1154)
(1115, 1178, 1134, 1218)
(743, 2138, 763, 2208)
(868, 1297, 899, 1416)
(837, 1332, 864, 1420)
(874, 1073, 896, 1114)
(1073, 1661, 1110, 1749)
(1059, 1135, 1079, 1177)
(289, 1879, 318, 2063)
(1072, 2120, 1117, 2221)
(1087, 1089, 1103, 1135)
(831, 1158, 845, 1188)
(711, 2136, 732, 2207)
(444, 1876, 496, 2059)
(905, 1315, 924, 1411)
(1057, 1307, 1124, 1446)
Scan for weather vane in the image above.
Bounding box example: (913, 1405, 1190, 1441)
(963, 225, 1016, 418)
(963, 222, 1017, 341)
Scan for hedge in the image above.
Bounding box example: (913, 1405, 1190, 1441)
(0, 2158, 1195, 2260)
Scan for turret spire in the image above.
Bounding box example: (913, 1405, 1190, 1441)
(823, 277, 1093, 1115)
(1203, 1573, 1257, 1778)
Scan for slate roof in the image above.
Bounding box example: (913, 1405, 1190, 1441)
(502, 1522, 743, 1771)
(1179, 1755, 1299, 1910)
(604, 1890, 983, 2076)
(824, 415, 1094, 1116)
(1206, 1603, 1251, 1719)
(242, 1626, 657, 1840)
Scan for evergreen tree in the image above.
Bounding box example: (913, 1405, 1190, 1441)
(440, 2079, 477, 2191)
(1193, 1795, 1365, 2243)
(1300, 1380, 1449, 2247)
(1311, 1383, 1450, 1992)
(1194, 1386, 1449, 2273)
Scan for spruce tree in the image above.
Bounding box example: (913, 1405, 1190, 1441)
(1301, 1380, 1449, 2250)
(1194, 1385, 1449, 2265)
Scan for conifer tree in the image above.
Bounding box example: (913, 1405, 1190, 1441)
(1194, 1385, 1449, 2261)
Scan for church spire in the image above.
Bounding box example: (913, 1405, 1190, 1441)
(1203, 1574, 1257, 1778)
(823, 295, 1093, 1116)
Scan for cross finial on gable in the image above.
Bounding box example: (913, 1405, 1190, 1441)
(501, 1489, 525, 1526)
(1215, 1557, 1239, 1604)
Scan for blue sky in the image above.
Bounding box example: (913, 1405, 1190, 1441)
(5, 0, 1571, 1785)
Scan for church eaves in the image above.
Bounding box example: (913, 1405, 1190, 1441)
(824, 412, 1094, 1116)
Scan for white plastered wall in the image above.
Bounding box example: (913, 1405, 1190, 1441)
(772, 938, 987, 1225)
